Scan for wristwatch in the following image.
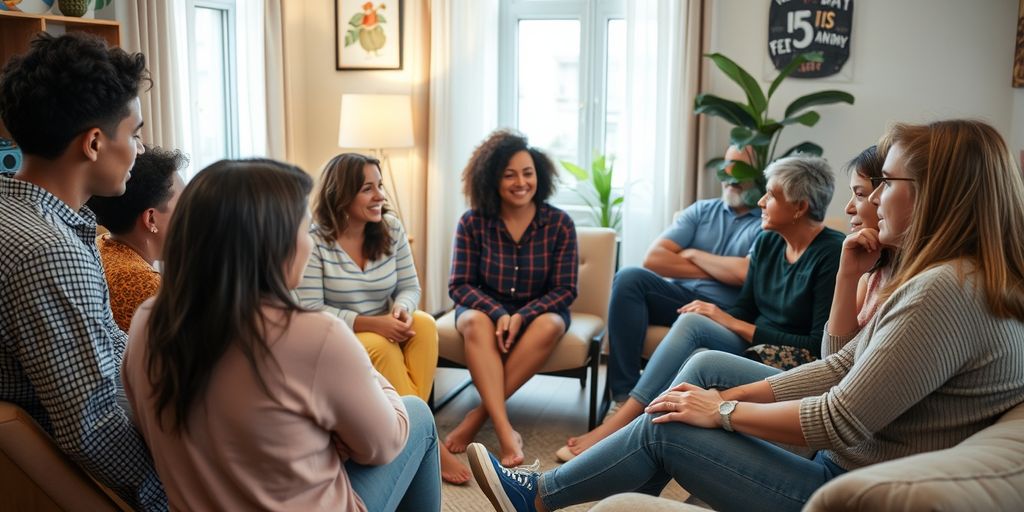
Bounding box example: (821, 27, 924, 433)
(719, 400, 739, 432)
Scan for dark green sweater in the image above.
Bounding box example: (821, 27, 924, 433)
(727, 228, 844, 355)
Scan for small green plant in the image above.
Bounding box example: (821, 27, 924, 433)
(561, 155, 623, 232)
(695, 51, 855, 206)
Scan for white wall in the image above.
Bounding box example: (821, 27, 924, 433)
(283, 0, 429, 273)
(705, 0, 1021, 219)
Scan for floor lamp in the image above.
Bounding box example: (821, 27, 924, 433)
(338, 94, 414, 227)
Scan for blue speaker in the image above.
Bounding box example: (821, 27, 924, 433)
(0, 138, 22, 173)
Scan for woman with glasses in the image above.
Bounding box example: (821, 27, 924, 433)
(467, 119, 1024, 512)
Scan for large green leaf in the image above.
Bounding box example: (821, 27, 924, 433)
(560, 160, 589, 181)
(730, 126, 772, 148)
(705, 53, 767, 117)
(767, 52, 823, 99)
(694, 94, 758, 129)
(780, 142, 824, 157)
(706, 157, 727, 171)
(784, 90, 855, 118)
(727, 160, 761, 181)
(349, 13, 364, 27)
(779, 111, 821, 127)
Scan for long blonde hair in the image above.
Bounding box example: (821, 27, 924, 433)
(877, 120, 1024, 320)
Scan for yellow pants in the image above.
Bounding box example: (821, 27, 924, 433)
(355, 310, 438, 402)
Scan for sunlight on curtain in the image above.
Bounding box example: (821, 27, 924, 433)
(619, 0, 703, 267)
(423, 0, 500, 314)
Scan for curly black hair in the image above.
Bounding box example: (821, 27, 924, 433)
(461, 129, 558, 218)
(0, 32, 149, 158)
(87, 146, 188, 234)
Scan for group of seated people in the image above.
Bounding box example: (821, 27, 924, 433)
(1, 32, 1022, 512)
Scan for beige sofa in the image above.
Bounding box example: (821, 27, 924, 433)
(592, 399, 1024, 511)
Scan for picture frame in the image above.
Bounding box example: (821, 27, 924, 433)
(1015, 0, 1024, 87)
(336, 0, 404, 71)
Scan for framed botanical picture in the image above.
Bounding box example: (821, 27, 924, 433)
(336, 0, 404, 71)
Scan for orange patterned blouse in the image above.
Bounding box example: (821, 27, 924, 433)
(96, 234, 161, 332)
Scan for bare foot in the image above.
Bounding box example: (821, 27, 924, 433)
(498, 430, 524, 467)
(440, 444, 471, 485)
(565, 399, 642, 456)
(444, 408, 486, 453)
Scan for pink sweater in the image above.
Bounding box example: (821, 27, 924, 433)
(122, 302, 409, 511)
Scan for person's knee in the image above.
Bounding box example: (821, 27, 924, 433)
(458, 311, 496, 346)
(675, 350, 731, 388)
(411, 310, 436, 332)
(400, 396, 437, 436)
(612, 266, 658, 293)
(528, 314, 566, 345)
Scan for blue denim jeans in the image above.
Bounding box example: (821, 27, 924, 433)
(629, 312, 750, 405)
(347, 396, 441, 512)
(607, 267, 715, 401)
(539, 351, 847, 512)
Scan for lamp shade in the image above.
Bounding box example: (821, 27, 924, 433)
(338, 94, 414, 149)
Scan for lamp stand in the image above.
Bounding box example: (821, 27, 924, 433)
(372, 148, 405, 228)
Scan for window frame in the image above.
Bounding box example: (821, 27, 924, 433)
(498, 0, 625, 211)
(186, 0, 240, 169)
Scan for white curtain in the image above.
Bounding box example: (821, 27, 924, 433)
(117, 1, 189, 154)
(236, 0, 288, 160)
(619, 0, 705, 267)
(423, 0, 500, 314)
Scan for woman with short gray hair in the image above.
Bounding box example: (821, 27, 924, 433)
(542, 155, 846, 460)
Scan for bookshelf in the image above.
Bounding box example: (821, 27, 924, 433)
(0, 10, 120, 138)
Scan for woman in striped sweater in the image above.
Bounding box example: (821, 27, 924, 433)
(466, 119, 1024, 512)
(296, 152, 470, 484)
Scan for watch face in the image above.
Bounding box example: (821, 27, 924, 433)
(719, 401, 737, 414)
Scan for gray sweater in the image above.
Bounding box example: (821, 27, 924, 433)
(767, 262, 1024, 470)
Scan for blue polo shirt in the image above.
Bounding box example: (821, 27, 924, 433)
(658, 198, 762, 307)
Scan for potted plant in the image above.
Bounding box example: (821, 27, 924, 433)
(695, 51, 855, 206)
(560, 154, 623, 232)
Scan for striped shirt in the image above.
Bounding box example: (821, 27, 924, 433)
(768, 262, 1024, 470)
(0, 174, 167, 510)
(449, 204, 578, 324)
(296, 215, 419, 327)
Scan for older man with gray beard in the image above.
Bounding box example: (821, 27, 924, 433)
(602, 145, 763, 415)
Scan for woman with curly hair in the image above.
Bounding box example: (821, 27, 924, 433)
(445, 130, 579, 468)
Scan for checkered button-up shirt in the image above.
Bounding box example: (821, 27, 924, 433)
(0, 175, 167, 511)
(449, 203, 578, 324)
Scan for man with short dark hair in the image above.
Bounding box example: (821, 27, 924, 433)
(0, 33, 166, 510)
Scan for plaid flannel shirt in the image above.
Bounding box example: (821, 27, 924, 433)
(449, 203, 578, 324)
(0, 175, 167, 511)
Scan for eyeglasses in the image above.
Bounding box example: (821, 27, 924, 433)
(869, 176, 915, 189)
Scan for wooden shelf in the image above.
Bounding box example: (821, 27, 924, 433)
(0, 10, 120, 139)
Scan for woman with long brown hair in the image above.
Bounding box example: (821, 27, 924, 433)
(295, 152, 470, 484)
(123, 159, 441, 511)
(467, 119, 1024, 512)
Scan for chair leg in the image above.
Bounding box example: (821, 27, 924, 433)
(588, 335, 601, 430)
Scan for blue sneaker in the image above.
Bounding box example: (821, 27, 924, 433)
(467, 442, 540, 512)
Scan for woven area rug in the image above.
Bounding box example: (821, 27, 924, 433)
(437, 418, 692, 511)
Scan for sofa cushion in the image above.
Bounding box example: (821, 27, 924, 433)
(805, 401, 1024, 511)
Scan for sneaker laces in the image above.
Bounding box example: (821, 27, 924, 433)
(499, 459, 540, 490)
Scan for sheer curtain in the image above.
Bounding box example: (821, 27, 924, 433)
(423, 0, 500, 314)
(117, 1, 189, 154)
(236, 0, 289, 160)
(619, 0, 706, 267)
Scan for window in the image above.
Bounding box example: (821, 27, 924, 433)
(499, 0, 627, 206)
(186, 0, 239, 174)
